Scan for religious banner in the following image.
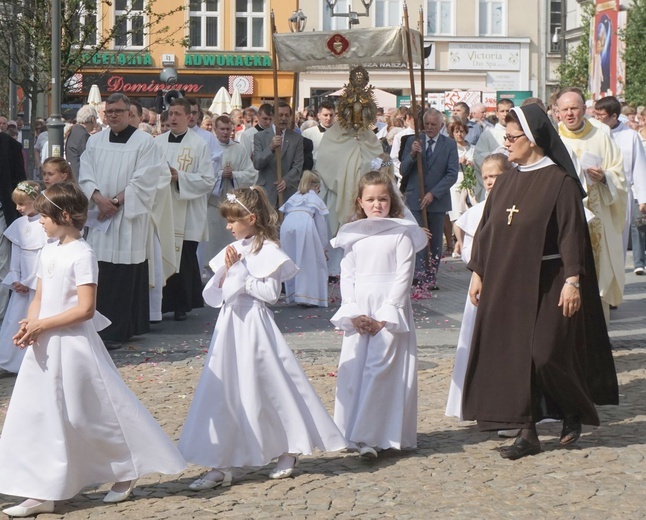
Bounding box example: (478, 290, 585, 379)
(273, 27, 423, 72)
(589, 0, 624, 100)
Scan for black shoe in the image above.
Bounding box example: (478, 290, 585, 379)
(560, 417, 582, 446)
(499, 437, 541, 460)
(174, 311, 187, 321)
(429, 285, 440, 291)
(103, 340, 123, 351)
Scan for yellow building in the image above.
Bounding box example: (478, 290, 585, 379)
(73, 0, 297, 110)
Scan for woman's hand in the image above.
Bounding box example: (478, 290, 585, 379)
(13, 318, 44, 349)
(558, 279, 581, 317)
(469, 272, 482, 307)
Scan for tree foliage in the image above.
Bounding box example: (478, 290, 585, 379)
(621, 0, 646, 104)
(0, 0, 186, 119)
(557, 3, 595, 92)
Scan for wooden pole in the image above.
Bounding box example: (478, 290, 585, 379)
(418, 7, 426, 110)
(270, 11, 284, 208)
(403, 3, 431, 265)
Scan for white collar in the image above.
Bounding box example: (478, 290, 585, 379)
(518, 155, 555, 172)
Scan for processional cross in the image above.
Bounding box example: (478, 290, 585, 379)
(506, 205, 519, 225)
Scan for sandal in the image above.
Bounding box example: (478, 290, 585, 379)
(560, 417, 582, 446)
(499, 437, 541, 460)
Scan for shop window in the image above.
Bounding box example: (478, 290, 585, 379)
(189, 0, 219, 49)
(427, 0, 453, 36)
(478, 0, 505, 36)
(70, 1, 99, 47)
(374, 0, 401, 27)
(114, 0, 145, 48)
(235, 0, 265, 50)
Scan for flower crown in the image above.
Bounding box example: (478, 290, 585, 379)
(16, 182, 40, 199)
(226, 192, 252, 214)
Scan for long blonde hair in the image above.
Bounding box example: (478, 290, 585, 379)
(219, 187, 279, 253)
(298, 170, 321, 194)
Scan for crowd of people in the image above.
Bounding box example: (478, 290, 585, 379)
(0, 81, 639, 515)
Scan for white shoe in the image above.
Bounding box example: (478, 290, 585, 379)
(497, 429, 521, 438)
(269, 454, 299, 479)
(103, 479, 137, 503)
(634, 267, 645, 275)
(189, 469, 233, 490)
(2, 500, 55, 517)
(359, 445, 378, 459)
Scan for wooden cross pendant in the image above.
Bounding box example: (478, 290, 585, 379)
(506, 204, 519, 225)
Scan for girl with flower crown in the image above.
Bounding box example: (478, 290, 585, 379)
(0, 181, 48, 374)
(179, 186, 346, 488)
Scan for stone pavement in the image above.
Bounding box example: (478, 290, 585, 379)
(1, 255, 645, 519)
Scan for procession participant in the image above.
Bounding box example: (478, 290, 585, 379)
(301, 100, 336, 166)
(156, 98, 215, 322)
(79, 93, 161, 346)
(239, 104, 273, 159)
(557, 88, 627, 322)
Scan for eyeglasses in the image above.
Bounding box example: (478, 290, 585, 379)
(503, 133, 526, 143)
(105, 109, 129, 116)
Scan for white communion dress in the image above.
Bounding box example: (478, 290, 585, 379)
(0, 239, 186, 501)
(0, 214, 48, 373)
(178, 238, 347, 469)
(279, 190, 329, 307)
(331, 217, 428, 450)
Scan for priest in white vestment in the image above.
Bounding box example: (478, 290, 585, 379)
(156, 98, 215, 321)
(197, 115, 257, 274)
(557, 90, 627, 322)
(79, 93, 162, 345)
(594, 96, 646, 264)
(301, 100, 335, 168)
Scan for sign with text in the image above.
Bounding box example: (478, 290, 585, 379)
(448, 43, 520, 71)
(81, 51, 154, 67)
(81, 73, 229, 96)
(185, 53, 272, 69)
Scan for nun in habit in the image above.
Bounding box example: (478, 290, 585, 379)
(462, 104, 618, 460)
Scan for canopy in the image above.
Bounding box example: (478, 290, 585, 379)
(230, 87, 243, 110)
(273, 26, 422, 72)
(87, 84, 102, 108)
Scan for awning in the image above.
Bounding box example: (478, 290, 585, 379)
(273, 26, 422, 72)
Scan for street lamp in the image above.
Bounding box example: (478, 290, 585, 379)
(288, 8, 307, 33)
(47, 0, 65, 158)
(325, 0, 374, 20)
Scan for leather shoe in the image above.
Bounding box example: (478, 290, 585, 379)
(103, 340, 123, 351)
(189, 469, 232, 490)
(103, 479, 137, 503)
(3, 500, 55, 517)
(174, 311, 187, 321)
(359, 445, 378, 459)
(499, 437, 540, 460)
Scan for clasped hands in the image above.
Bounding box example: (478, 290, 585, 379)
(351, 315, 386, 336)
(13, 318, 43, 349)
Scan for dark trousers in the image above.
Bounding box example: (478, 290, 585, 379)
(411, 209, 445, 284)
(162, 240, 204, 313)
(97, 261, 150, 342)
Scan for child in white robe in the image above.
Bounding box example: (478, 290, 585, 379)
(279, 170, 329, 307)
(0, 183, 186, 518)
(331, 171, 428, 459)
(0, 182, 47, 374)
(445, 153, 509, 420)
(179, 187, 346, 489)
(41, 156, 76, 188)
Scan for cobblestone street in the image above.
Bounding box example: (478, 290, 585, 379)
(1, 256, 645, 519)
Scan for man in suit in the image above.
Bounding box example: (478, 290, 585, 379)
(401, 108, 459, 288)
(253, 102, 304, 207)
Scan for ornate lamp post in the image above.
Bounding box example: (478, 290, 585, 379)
(325, 0, 374, 26)
(288, 7, 308, 111)
(46, 0, 65, 158)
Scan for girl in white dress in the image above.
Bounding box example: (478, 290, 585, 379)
(0, 181, 48, 374)
(445, 153, 509, 420)
(331, 171, 428, 459)
(279, 170, 329, 307)
(0, 183, 186, 518)
(41, 156, 76, 188)
(179, 187, 346, 489)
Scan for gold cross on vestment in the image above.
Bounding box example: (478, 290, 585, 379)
(177, 148, 194, 171)
(506, 204, 519, 225)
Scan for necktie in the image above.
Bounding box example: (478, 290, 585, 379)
(426, 138, 434, 164)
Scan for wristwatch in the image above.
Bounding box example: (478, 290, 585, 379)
(565, 280, 580, 289)
(111, 197, 120, 207)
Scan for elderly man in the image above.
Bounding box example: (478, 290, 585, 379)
(253, 102, 303, 207)
(301, 100, 335, 166)
(401, 108, 459, 288)
(470, 102, 492, 128)
(65, 105, 97, 179)
(557, 88, 626, 322)
(156, 98, 215, 322)
(79, 93, 163, 346)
